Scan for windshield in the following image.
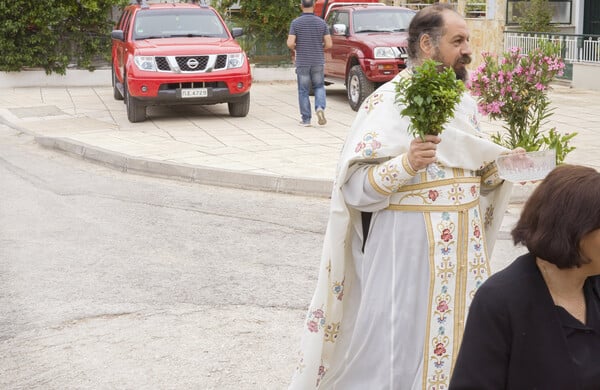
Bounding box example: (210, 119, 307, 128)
(353, 9, 415, 33)
(133, 9, 228, 40)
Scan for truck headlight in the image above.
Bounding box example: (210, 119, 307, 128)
(134, 56, 157, 71)
(227, 53, 245, 69)
(374, 47, 399, 59)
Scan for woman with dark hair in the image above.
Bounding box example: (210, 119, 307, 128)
(450, 164, 600, 389)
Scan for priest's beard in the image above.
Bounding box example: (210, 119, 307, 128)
(432, 51, 472, 81)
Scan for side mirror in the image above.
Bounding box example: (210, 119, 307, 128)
(111, 30, 124, 41)
(231, 27, 244, 38)
(332, 24, 347, 36)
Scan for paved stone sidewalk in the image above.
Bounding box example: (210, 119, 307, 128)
(1, 82, 598, 198)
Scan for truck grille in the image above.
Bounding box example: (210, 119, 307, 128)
(397, 47, 408, 58)
(154, 55, 230, 73)
(159, 81, 227, 90)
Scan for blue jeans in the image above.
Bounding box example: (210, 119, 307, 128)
(296, 65, 326, 123)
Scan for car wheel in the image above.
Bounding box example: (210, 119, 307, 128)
(347, 65, 375, 111)
(112, 66, 124, 101)
(124, 77, 146, 123)
(228, 93, 250, 117)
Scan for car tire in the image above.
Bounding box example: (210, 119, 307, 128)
(228, 93, 250, 117)
(124, 77, 146, 123)
(347, 65, 375, 111)
(112, 66, 124, 101)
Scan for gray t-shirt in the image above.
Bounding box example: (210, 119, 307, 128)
(289, 13, 330, 67)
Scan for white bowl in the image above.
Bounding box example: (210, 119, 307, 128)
(495, 149, 556, 182)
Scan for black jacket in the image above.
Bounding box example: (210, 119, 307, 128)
(449, 253, 600, 390)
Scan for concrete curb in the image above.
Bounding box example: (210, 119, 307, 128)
(34, 136, 334, 198)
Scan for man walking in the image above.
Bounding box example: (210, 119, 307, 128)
(287, 0, 332, 127)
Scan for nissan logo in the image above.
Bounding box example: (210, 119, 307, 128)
(186, 58, 199, 69)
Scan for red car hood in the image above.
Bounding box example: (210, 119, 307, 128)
(355, 32, 409, 48)
(133, 37, 243, 56)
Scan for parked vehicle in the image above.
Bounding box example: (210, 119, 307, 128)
(111, 0, 252, 123)
(313, 0, 381, 18)
(314, 0, 415, 110)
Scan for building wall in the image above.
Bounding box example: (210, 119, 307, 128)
(462, 0, 507, 68)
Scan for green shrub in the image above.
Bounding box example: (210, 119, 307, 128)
(0, 0, 127, 74)
(216, 0, 297, 65)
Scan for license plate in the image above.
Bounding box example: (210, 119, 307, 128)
(181, 88, 208, 98)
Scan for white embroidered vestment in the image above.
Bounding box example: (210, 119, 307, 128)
(290, 71, 512, 389)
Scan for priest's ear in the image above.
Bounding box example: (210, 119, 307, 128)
(419, 33, 434, 58)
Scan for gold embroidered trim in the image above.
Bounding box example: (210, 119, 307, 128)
(402, 176, 481, 192)
(422, 213, 436, 390)
(481, 163, 499, 181)
(397, 176, 480, 192)
(452, 210, 469, 369)
(453, 167, 465, 177)
(368, 166, 391, 196)
(386, 198, 479, 212)
(402, 153, 418, 176)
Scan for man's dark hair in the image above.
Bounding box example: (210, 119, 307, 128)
(301, 0, 314, 8)
(407, 3, 456, 61)
(511, 164, 600, 268)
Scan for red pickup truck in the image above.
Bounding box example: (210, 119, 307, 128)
(314, 0, 415, 110)
(111, 1, 252, 122)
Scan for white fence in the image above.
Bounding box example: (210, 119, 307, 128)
(504, 32, 600, 64)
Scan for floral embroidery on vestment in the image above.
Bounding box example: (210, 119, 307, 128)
(468, 110, 481, 132)
(469, 211, 487, 283)
(354, 132, 382, 158)
(447, 183, 466, 205)
(306, 307, 325, 333)
(431, 335, 450, 368)
(428, 369, 450, 389)
(484, 204, 494, 228)
(363, 92, 384, 112)
(374, 160, 403, 192)
(324, 322, 340, 343)
(427, 162, 447, 179)
(332, 280, 344, 300)
(316, 364, 326, 387)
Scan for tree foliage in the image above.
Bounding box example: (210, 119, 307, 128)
(216, 0, 298, 42)
(517, 0, 555, 33)
(0, 0, 128, 74)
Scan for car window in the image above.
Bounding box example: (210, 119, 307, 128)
(353, 9, 414, 33)
(133, 8, 228, 40)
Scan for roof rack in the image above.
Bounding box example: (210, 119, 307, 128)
(189, 0, 209, 7)
(130, 0, 149, 9)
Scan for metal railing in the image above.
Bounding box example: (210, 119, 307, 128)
(504, 31, 600, 64)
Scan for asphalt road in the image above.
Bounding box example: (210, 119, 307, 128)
(0, 125, 329, 389)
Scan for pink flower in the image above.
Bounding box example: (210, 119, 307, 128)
(307, 320, 319, 333)
(535, 83, 545, 91)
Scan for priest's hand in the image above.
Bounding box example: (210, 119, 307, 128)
(407, 135, 441, 171)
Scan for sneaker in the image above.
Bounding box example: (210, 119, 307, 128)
(316, 109, 327, 125)
(299, 121, 311, 127)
